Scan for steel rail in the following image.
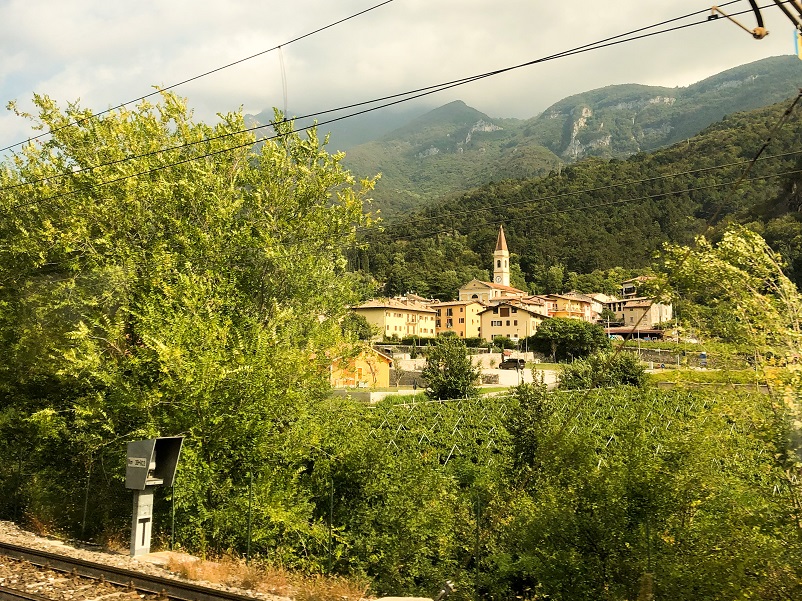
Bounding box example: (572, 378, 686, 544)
(0, 584, 52, 601)
(0, 541, 259, 601)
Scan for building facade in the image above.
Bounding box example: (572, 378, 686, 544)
(478, 300, 548, 342)
(430, 299, 485, 338)
(352, 298, 437, 341)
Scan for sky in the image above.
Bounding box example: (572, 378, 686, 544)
(0, 0, 800, 148)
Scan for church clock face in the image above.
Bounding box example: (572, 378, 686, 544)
(495, 276, 502, 283)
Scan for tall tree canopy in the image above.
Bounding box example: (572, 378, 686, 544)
(0, 93, 375, 543)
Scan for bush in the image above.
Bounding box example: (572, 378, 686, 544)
(558, 351, 647, 389)
(528, 318, 610, 362)
(421, 337, 480, 399)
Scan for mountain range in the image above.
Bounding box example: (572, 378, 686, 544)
(337, 55, 801, 215)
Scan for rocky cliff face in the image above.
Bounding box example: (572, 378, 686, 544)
(531, 55, 800, 160)
(543, 93, 680, 159)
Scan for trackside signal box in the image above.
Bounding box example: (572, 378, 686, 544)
(125, 437, 183, 557)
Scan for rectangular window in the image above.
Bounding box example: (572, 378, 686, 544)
(491, 320, 502, 327)
(446, 319, 453, 328)
(513, 320, 518, 326)
(506, 320, 510, 326)
(436, 309, 441, 316)
(512, 308, 518, 313)
(500, 308, 510, 317)
(460, 307, 464, 313)
(446, 308, 453, 316)
(459, 318, 465, 324)
(436, 320, 441, 327)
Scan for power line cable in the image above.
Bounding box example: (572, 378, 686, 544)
(0, 2, 747, 207)
(13, 163, 802, 271)
(0, 0, 397, 154)
(1, 0, 732, 195)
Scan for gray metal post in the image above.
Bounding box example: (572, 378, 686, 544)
(171, 483, 176, 551)
(328, 475, 334, 574)
(247, 472, 253, 565)
(81, 462, 92, 539)
(474, 493, 480, 600)
(130, 489, 154, 556)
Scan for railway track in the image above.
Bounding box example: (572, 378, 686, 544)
(0, 541, 265, 601)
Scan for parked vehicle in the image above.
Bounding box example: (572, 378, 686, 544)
(499, 358, 526, 370)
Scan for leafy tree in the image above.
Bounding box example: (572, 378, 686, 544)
(528, 318, 610, 361)
(0, 92, 375, 549)
(543, 264, 565, 293)
(341, 312, 376, 341)
(421, 337, 480, 399)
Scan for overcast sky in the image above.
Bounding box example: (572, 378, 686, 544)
(1, 0, 800, 147)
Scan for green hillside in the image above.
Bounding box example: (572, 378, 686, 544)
(344, 101, 562, 214)
(353, 96, 802, 299)
(344, 55, 801, 216)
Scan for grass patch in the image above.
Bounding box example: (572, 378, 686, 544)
(167, 555, 371, 601)
(648, 368, 763, 385)
(532, 363, 561, 370)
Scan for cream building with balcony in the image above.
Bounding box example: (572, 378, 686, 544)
(478, 299, 549, 342)
(352, 298, 437, 341)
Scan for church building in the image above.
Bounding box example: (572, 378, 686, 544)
(458, 225, 527, 303)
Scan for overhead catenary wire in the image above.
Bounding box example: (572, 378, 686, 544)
(13, 163, 802, 271)
(0, 0, 749, 203)
(0, 0, 397, 155)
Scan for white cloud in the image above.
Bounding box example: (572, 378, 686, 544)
(0, 0, 799, 149)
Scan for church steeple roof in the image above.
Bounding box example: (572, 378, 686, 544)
(495, 225, 508, 252)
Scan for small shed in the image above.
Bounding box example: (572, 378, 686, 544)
(330, 348, 394, 389)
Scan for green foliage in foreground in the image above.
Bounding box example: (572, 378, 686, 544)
(501, 384, 802, 600)
(3, 96, 802, 600)
(0, 91, 374, 551)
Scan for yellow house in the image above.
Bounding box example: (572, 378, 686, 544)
(352, 298, 437, 341)
(330, 348, 393, 389)
(430, 300, 485, 338)
(478, 301, 548, 342)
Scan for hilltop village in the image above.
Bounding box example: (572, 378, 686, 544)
(352, 226, 673, 344)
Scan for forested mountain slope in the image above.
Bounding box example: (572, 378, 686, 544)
(344, 100, 562, 214)
(353, 96, 802, 299)
(344, 55, 801, 216)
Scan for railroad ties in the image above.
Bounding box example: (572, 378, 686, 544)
(0, 541, 260, 601)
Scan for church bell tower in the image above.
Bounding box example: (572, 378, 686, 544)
(493, 225, 510, 286)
